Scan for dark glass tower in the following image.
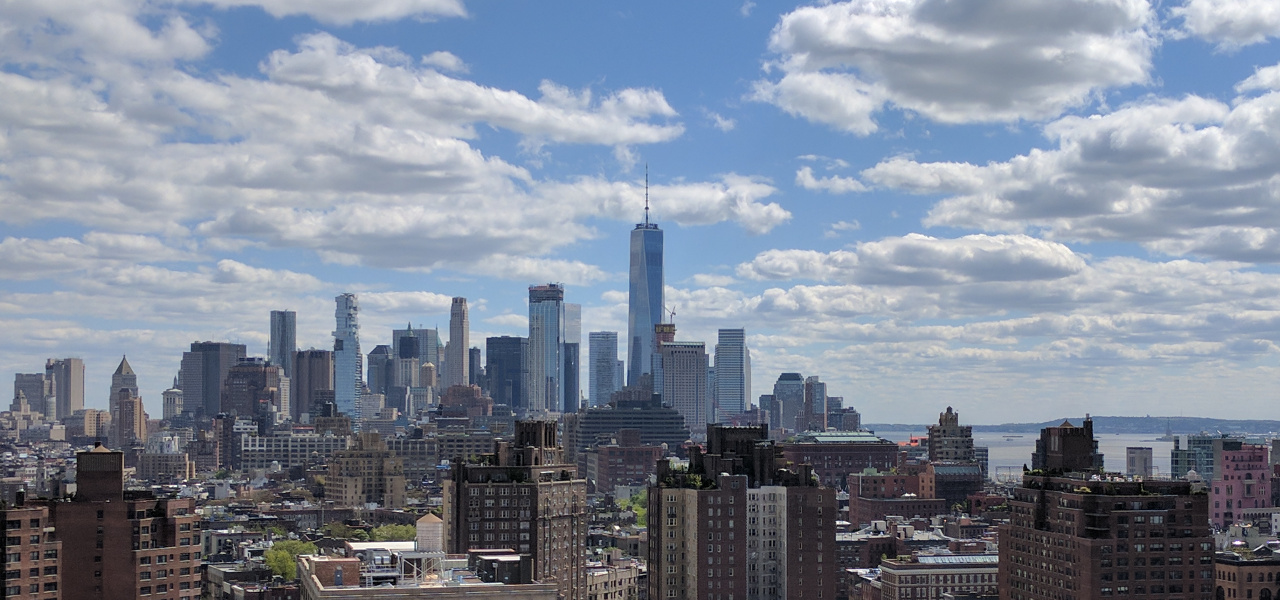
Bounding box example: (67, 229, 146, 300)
(627, 194, 663, 386)
(485, 336, 528, 413)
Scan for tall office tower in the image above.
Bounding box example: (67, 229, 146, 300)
(469, 347, 483, 388)
(486, 336, 528, 413)
(109, 387, 146, 448)
(268, 309, 297, 377)
(221, 358, 284, 432)
(178, 342, 247, 418)
(292, 349, 334, 422)
(45, 358, 85, 420)
(713, 328, 750, 416)
(659, 340, 708, 436)
(772, 372, 804, 433)
(563, 303, 581, 413)
(627, 199, 663, 386)
(758, 394, 778, 429)
(47, 448, 201, 600)
(392, 325, 439, 367)
(13, 372, 48, 417)
(110, 356, 138, 398)
(445, 297, 470, 388)
(444, 421, 588, 600)
(648, 424, 837, 600)
(366, 345, 393, 397)
(161, 386, 183, 421)
(651, 323, 676, 391)
(588, 332, 620, 407)
(926, 406, 975, 462)
(1000, 422, 1212, 600)
(333, 293, 363, 417)
(527, 284, 565, 414)
(797, 375, 827, 432)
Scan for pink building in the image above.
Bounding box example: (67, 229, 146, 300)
(1211, 442, 1270, 528)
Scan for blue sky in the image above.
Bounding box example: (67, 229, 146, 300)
(4, 0, 1280, 423)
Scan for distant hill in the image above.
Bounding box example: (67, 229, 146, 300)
(864, 416, 1280, 435)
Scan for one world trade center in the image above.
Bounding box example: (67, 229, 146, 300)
(627, 190, 663, 386)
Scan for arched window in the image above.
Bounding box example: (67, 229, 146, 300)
(1260, 589, 1271, 600)
(1218, 586, 1227, 600)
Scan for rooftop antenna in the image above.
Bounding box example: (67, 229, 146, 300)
(644, 164, 650, 226)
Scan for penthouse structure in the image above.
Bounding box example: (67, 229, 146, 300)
(927, 406, 975, 462)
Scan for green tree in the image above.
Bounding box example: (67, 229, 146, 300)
(370, 524, 416, 541)
(617, 490, 648, 527)
(264, 540, 317, 580)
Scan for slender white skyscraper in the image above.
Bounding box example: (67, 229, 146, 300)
(713, 328, 750, 416)
(333, 293, 363, 417)
(588, 331, 620, 407)
(445, 297, 469, 388)
(269, 310, 297, 377)
(627, 176, 663, 386)
(527, 284, 565, 413)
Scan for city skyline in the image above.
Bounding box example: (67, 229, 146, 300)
(3, 1, 1280, 422)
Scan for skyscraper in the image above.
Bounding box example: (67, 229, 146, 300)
(333, 293, 363, 417)
(773, 372, 804, 433)
(627, 196, 663, 386)
(587, 331, 620, 407)
(659, 340, 708, 436)
(798, 375, 827, 431)
(292, 349, 333, 422)
(45, 357, 84, 420)
(392, 325, 439, 368)
(109, 356, 137, 431)
(178, 341, 246, 418)
(486, 336, 528, 413)
(366, 344, 394, 397)
(563, 302, 581, 413)
(468, 347, 483, 388)
(269, 309, 297, 377)
(12, 372, 48, 417)
(445, 297, 469, 388)
(527, 284, 565, 414)
(713, 328, 750, 416)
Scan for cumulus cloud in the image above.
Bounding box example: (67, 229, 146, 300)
(753, 0, 1156, 132)
(1171, 0, 1280, 48)
(421, 50, 467, 72)
(736, 234, 1084, 285)
(824, 220, 861, 238)
(795, 165, 866, 193)
(191, 0, 466, 25)
(860, 85, 1280, 261)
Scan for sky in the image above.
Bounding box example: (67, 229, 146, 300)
(3, 0, 1280, 424)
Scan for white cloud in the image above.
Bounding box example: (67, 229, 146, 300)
(736, 233, 1084, 285)
(860, 86, 1280, 261)
(1171, 0, 1280, 48)
(191, 0, 467, 25)
(754, 0, 1156, 132)
(421, 50, 468, 73)
(824, 220, 861, 238)
(704, 110, 737, 132)
(795, 165, 866, 193)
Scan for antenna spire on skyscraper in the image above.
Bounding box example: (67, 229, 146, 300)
(644, 163, 650, 226)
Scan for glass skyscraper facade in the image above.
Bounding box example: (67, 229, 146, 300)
(269, 310, 296, 378)
(588, 331, 620, 407)
(333, 293, 363, 417)
(713, 328, 750, 416)
(527, 284, 565, 414)
(627, 217, 663, 386)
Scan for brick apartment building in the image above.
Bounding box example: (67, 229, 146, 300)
(46, 445, 202, 600)
(443, 421, 587, 600)
(648, 424, 837, 600)
(2, 499, 62, 600)
(1001, 419, 1213, 600)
